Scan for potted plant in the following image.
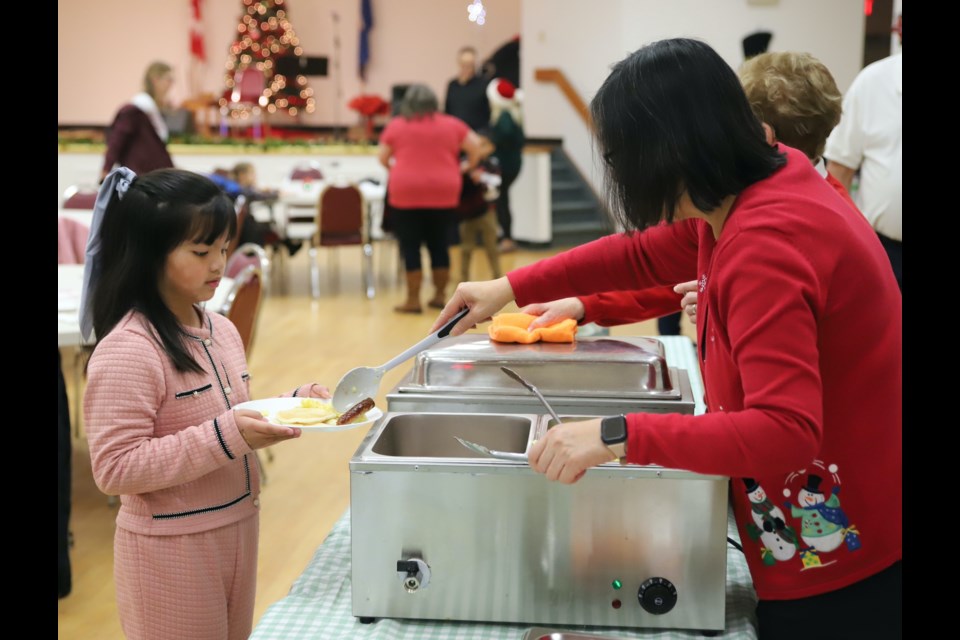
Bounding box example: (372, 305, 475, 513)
(347, 94, 390, 143)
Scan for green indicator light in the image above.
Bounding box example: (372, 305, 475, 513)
(612, 579, 622, 590)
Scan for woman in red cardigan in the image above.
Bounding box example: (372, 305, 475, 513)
(432, 39, 901, 639)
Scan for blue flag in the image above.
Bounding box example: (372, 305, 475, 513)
(359, 0, 373, 80)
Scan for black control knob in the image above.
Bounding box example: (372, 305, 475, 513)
(637, 577, 678, 615)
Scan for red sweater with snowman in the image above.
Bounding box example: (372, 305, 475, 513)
(508, 145, 902, 600)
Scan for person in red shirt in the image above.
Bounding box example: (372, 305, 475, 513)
(433, 40, 901, 639)
(526, 51, 858, 331)
(379, 84, 483, 313)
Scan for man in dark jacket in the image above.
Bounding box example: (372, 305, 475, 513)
(444, 47, 490, 132)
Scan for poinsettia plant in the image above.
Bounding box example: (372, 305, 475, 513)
(348, 94, 390, 117)
(348, 94, 390, 141)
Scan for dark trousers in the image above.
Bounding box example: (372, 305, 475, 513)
(58, 351, 72, 598)
(392, 207, 455, 272)
(657, 312, 682, 336)
(877, 232, 902, 291)
(496, 169, 520, 241)
(238, 217, 274, 247)
(756, 561, 901, 640)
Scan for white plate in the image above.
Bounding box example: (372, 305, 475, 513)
(232, 397, 383, 432)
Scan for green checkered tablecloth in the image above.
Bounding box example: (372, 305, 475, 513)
(252, 337, 757, 640)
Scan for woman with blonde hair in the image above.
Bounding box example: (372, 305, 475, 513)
(101, 61, 176, 181)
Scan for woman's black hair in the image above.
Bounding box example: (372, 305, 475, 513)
(92, 168, 237, 372)
(591, 38, 786, 231)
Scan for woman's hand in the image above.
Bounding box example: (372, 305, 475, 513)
(521, 297, 585, 330)
(674, 280, 699, 324)
(528, 418, 616, 484)
(430, 277, 516, 336)
(305, 384, 331, 399)
(235, 409, 301, 450)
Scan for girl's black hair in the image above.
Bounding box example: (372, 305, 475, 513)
(591, 38, 786, 231)
(92, 168, 237, 372)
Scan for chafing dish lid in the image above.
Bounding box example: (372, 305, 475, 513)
(398, 334, 677, 398)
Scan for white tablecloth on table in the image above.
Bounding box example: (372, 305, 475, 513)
(58, 265, 87, 347)
(251, 337, 755, 640)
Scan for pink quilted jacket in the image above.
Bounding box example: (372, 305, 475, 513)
(84, 309, 312, 535)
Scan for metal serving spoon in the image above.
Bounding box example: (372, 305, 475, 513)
(331, 307, 470, 412)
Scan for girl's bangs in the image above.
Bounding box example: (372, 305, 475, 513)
(185, 196, 237, 245)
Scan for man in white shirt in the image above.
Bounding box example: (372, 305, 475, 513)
(825, 47, 902, 290)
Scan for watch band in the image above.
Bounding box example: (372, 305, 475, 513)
(601, 414, 628, 464)
(607, 440, 627, 461)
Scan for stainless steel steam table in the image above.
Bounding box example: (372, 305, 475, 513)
(250, 337, 758, 640)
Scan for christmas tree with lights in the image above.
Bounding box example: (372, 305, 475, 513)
(221, 0, 315, 117)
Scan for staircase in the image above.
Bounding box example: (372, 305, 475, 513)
(549, 147, 611, 247)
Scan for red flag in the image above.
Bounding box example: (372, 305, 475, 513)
(190, 0, 206, 62)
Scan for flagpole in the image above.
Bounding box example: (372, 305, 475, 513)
(332, 10, 342, 141)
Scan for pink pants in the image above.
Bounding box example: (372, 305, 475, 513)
(114, 516, 259, 640)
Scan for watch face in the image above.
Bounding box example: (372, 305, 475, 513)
(602, 415, 627, 444)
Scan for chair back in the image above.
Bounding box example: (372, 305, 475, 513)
(62, 185, 99, 210)
(226, 196, 249, 258)
(317, 185, 364, 246)
(221, 264, 263, 356)
(226, 242, 271, 297)
(232, 68, 265, 105)
(58, 216, 90, 264)
(226, 242, 269, 278)
(290, 162, 324, 181)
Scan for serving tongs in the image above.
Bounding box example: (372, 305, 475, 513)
(453, 366, 564, 462)
(454, 436, 530, 462)
(499, 366, 563, 426)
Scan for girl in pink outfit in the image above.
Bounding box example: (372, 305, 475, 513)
(82, 168, 327, 640)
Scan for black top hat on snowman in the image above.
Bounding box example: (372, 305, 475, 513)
(802, 474, 825, 495)
(742, 478, 760, 493)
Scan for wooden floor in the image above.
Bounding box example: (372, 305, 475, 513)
(57, 243, 695, 639)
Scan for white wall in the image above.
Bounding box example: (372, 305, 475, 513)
(522, 0, 866, 189)
(521, 0, 624, 193)
(58, 0, 520, 127)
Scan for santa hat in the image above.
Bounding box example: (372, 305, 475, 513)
(801, 474, 824, 495)
(487, 78, 520, 109)
(742, 478, 759, 494)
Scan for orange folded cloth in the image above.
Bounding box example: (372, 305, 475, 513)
(488, 313, 578, 344)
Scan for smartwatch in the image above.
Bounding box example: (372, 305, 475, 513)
(600, 415, 628, 461)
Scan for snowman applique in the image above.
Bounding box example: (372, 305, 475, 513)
(742, 478, 799, 564)
(786, 474, 850, 554)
